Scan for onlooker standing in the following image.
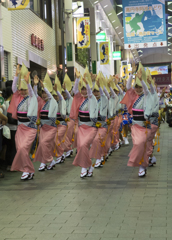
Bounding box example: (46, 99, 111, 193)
(3, 87, 17, 171)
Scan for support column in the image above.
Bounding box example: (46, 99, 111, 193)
(0, 2, 4, 85)
(64, 0, 75, 81)
(90, 7, 97, 74)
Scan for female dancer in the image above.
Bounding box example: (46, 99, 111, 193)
(121, 62, 152, 177)
(33, 73, 58, 170)
(8, 64, 38, 180)
(89, 77, 108, 171)
(70, 71, 98, 178)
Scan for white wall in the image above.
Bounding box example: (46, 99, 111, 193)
(2, 1, 56, 78)
(2, 6, 13, 79)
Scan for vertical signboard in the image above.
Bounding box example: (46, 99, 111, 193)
(99, 42, 109, 65)
(123, 0, 167, 49)
(77, 17, 90, 48)
(8, 0, 30, 10)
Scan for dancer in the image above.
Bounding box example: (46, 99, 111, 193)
(53, 75, 71, 163)
(70, 69, 98, 178)
(89, 76, 108, 171)
(8, 64, 38, 180)
(33, 73, 58, 171)
(121, 62, 152, 177)
(146, 73, 159, 166)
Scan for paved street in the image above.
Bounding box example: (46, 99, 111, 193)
(0, 123, 171, 240)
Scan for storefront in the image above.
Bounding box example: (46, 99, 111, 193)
(1, 0, 57, 83)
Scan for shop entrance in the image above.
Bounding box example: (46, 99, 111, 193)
(29, 61, 47, 81)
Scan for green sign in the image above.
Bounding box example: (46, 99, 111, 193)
(67, 42, 73, 61)
(112, 51, 121, 60)
(92, 61, 96, 74)
(96, 32, 106, 42)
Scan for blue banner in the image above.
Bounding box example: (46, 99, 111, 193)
(122, 0, 167, 49)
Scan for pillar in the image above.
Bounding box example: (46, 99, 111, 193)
(90, 7, 97, 74)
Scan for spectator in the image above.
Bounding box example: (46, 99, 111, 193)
(3, 87, 17, 171)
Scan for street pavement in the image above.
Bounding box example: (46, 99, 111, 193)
(0, 123, 171, 240)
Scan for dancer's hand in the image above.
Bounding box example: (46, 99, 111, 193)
(62, 83, 66, 90)
(15, 65, 21, 77)
(34, 75, 39, 85)
(40, 80, 44, 89)
(137, 68, 142, 80)
(24, 72, 31, 84)
(76, 70, 80, 78)
(147, 76, 151, 85)
(96, 78, 100, 87)
(132, 61, 137, 74)
(53, 84, 57, 92)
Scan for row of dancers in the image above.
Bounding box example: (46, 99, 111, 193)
(7, 61, 159, 180)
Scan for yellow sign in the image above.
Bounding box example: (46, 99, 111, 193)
(77, 17, 90, 48)
(122, 65, 128, 78)
(99, 42, 109, 65)
(8, 0, 30, 11)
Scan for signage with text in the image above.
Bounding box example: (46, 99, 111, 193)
(112, 51, 121, 60)
(31, 34, 44, 51)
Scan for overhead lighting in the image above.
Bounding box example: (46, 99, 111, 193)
(101, 19, 105, 22)
(138, 50, 143, 53)
(118, 32, 122, 34)
(94, 1, 98, 4)
(104, 5, 108, 8)
(121, 37, 124, 39)
(115, 26, 119, 29)
(168, 48, 171, 51)
(112, 20, 116, 23)
(96, 10, 100, 12)
(168, 53, 171, 55)
(108, 13, 112, 16)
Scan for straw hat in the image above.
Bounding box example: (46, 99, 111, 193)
(43, 73, 53, 93)
(63, 73, 72, 92)
(55, 75, 62, 94)
(18, 63, 31, 90)
(135, 62, 146, 87)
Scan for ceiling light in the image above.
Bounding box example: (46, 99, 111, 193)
(121, 37, 124, 39)
(115, 26, 119, 29)
(94, 1, 98, 4)
(104, 5, 108, 8)
(108, 13, 112, 16)
(118, 32, 122, 34)
(112, 20, 116, 23)
(168, 53, 171, 55)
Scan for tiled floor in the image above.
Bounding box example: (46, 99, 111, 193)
(0, 123, 171, 240)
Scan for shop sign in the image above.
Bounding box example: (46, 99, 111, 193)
(154, 73, 171, 85)
(31, 34, 44, 51)
(96, 32, 106, 42)
(112, 51, 121, 60)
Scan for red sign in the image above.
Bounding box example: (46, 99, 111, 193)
(31, 34, 44, 51)
(154, 73, 171, 85)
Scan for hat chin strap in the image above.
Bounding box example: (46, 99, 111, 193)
(81, 94, 88, 98)
(135, 90, 143, 96)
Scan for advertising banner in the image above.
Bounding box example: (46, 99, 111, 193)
(77, 17, 90, 48)
(99, 42, 109, 65)
(145, 66, 168, 75)
(123, 0, 167, 49)
(8, 0, 30, 10)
